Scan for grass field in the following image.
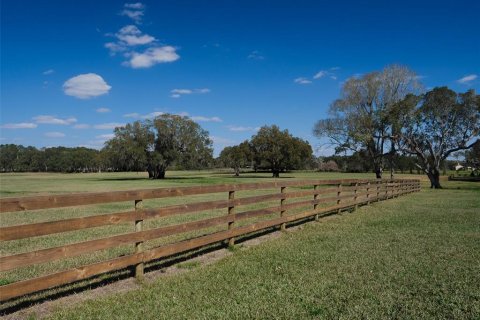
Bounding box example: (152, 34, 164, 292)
(1, 171, 479, 319)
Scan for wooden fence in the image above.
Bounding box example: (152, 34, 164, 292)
(0, 179, 420, 302)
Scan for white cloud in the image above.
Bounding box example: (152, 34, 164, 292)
(96, 134, 115, 140)
(294, 77, 312, 84)
(96, 108, 111, 113)
(120, 3, 145, 23)
(170, 88, 210, 98)
(73, 124, 91, 129)
(45, 132, 66, 138)
(63, 73, 112, 99)
(227, 125, 259, 132)
(94, 123, 125, 129)
(116, 25, 155, 46)
(105, 42, 127, 55)
(457, 74, 477, 84)
(313, 71, 327, 79)
(33, 115, 77, 125)
(314, 68, 340, 80)
(171, 89, 193, 95)
(123, 111, 164, 119)
(124, 2, 144, 9)
(248, 50, 265, 60)
(43, 69, 54, 75)
(106, 5, 179, 69)
(190, 116, 222, 122)
(0, 123, 38, 129)
(126, 46, 180, 68)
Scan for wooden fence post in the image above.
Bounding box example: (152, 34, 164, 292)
(337, 183, 342, 214)
(228, 190, 235, 247)
(354, 182, 359, 211)
(280, 186, 287, 231)
(314, 185, 319, 221)
(376, 181, 380, 201)
(134, 199, 144, 280)
(366, 182, 370, 205)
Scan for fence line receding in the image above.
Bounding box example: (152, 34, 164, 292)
(0, 178, 420, 301)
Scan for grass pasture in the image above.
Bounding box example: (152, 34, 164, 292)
(0, 171, 479, 319)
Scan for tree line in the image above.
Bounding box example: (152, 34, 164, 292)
(1, 65, 478, 187)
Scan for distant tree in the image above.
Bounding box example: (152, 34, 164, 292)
(104, 114, 213, 179)
(313, 65, 421, 178)
(104, 121, 152, 172)
(250, 125, 313, 177)
(465, 141, 480, 170)
(394, 87, 480, 188)
(319, 160, 340, 172)
(218, 141, 252, 176)
(0, 144, 19, 172)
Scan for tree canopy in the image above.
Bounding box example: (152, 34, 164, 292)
(250, 125, 313, 177)
(218, 141, 252, 176)
(313, 65, 421, 178)
(104, 114, 213, 179)
(393, 87, 480, 188)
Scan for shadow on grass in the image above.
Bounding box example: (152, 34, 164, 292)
(0, 203, 362, 316)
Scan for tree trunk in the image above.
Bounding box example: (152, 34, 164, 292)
(272, 169, 280, 178)
(427, 168, 442, 189)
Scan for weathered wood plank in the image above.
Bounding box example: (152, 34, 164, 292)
(0, 179, 383, 213)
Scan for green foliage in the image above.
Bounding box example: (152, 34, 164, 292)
(218, 141, 252, 176)
(103, 114, 214, 179)
(313, 65, 421, 178)
(0, 144, 101, 173)
(250, 125, 313, 177)
(395, 87, 480, 188)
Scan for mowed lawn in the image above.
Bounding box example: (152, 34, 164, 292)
(1, 171, 479, 319)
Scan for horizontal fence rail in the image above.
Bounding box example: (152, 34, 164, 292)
(0, 179, 420, 301)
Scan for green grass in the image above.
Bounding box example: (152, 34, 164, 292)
(40, 180, 479, 319)
(1, 171, 478, 319)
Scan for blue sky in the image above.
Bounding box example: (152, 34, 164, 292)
(1, 0, 479, 156)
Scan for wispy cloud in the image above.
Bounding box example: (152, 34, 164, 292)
(0, 123, 38, 129)
(294, 77, 312, 85)
(45, 132, 66, 138)
(43, 69, 54, 75)
(226, 125, 259, 132)
(457, 74, 477, 84)
(63, 73, 111, 99)
(313, 68, 338, 80)
(296, 67, 340, 85)
(94, 123, 125, 130)
(190, 116, 222, 122)
(123, 111, 164, 119)
(170, 88, 210, 98)
(33, 115, 77, 125)
(248, 50, 265, 60)
(96, 108, 111, 113)
(120, 2, 145, 24)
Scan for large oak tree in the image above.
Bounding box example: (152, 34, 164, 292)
(104, 114, 213, 179)
(313, 65, 421, 178)
(393, 87, 480, 188)
(250, 125, 313, 177)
